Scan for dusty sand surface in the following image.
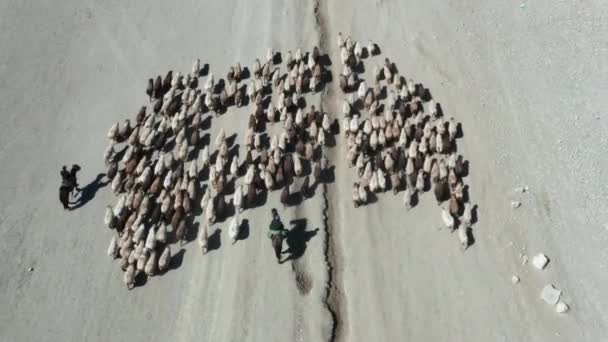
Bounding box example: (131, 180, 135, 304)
(0, 0, 606, 341)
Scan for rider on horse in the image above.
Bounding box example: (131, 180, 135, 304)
(61, 164, 81, 192)
(268, 208, 288, 238)
(268, 208, 288, 263)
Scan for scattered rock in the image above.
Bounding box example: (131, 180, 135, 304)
(555, 301, 569, 313)
(541, 284, 561, 305)
(510, 200, 521, 209)
(28, 267, 34, 272)
(519, 3, 526, 9)
(533, 253, 549, 270)
(521, 254, 529, 265)
(511, 275, 520, 284)
(514, 186, 529, 193)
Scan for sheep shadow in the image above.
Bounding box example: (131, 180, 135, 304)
(70, 173, 110, 210)
(241, 67, 251, 81)
(320, 165, 336, 184)
(237, 219, 250, 241)
(133, 270, 148, 288)
(169, 248, 186, 270)
(207, 228, 222, 252)
(185, 220, 200, 244)
(282, 219, 318, 263)
(273, 52, 282, 65)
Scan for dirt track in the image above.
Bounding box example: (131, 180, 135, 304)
(0, 0, 606, 341)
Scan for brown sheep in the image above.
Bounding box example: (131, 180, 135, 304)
(434, 180, 450, 205)
(280, 185, 290, 207)
(175, 220, 187, 246)
(171, 206, 185, 232)
(448, 194, 461, 218)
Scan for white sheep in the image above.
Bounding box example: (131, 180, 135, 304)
(154, 155, 165, 176)
(198, 223, 209, 254)
(228, 214, 240, 244)
(294, 154, 303, 177)
(377, 168, 386, 191)
(378, 129, 386, 147)
(201, 146, 210, 167)
(164, 152, 174, 169)
(145, 226, 156, 251)
(145, 250, 157, 276)
(349, 115, 359, 134)
(358, 183, 368, 205)
(132, 223, 146, 243)
(369, 171, 379, 192)
(113, 194, 126, 217)
(342, 99, 351, 117)
(264, 170, 274, 189)
(458, 225, 469, 250)
(416, 170, 425, 192)
(200, 188, 211, 213)
(156, 223, 167, 244)
(448, 117, 457, 141)
(244, 165, 255, 185)
(357, 81, 367, 100)
(462, 202, 472, 228)
(103, 143, 115, 165)
(163, 170, 174, 190)
(230, 156, 239, 179)
(403, 186, 414, 209)
(124, 264, 136, 290)
(441, 208, 455, 230)
(107, 122, 119, 141)
(205, 199, 216, 224)
(107, 235, 118, 259)
(104, 205, 114, 228)
(204, 73, 214, 92)
(158, 245, 171, 273)
(234, 184, 243, 212)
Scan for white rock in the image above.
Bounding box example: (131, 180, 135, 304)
(510, 200, 522, 209)
(541, 284, 561, 305)
(28, 267, 34, 272)
(555, 301, 569, 313)
(511, 275, 520, 284)
(533, 253, 549, 270)
(521, 254, 529, 265)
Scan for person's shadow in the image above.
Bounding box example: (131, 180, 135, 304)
(70, 173, 110, 210)
(282, 219, 318, 263)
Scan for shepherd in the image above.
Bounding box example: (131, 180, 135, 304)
(268, 208, 289, 263)
(59, 164, 81, 210)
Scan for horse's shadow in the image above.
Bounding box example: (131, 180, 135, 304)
(70, 173, 109, 210)
(282, 219, 319, 263)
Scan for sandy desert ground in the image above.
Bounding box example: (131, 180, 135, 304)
(0, 0, 607, 341)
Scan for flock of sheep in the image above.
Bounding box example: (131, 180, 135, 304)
(336, 33, 475, 250)
(101, 45, 332, 289)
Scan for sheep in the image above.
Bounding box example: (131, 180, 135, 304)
(164, 152, 174, 169)
(430, 159, 439, 183)
(107, 122, 119, 141)
(357, 82, 367, 100)
(448, 194, 460, 218)
(280, 186, 290, 207)
(434, 180, 450, 205)
(204, 73, 214, 92)
(354, 41, 362, 59)
(158, 245, 171, 273)
(358, 183, 368, 205)
(104, 205, 115, 228)
(294, 154, 303, 177)
(228, 214, 240, 244)
(462, 202, 472, 228)
(378, 129, 387, 147)
(175, 220, 187, 246)
(163, 169, 174, 190)
(113, 194, 126, 217)
(416, 169, 425, 193)
(264, 170, 274, 190)
(351, 182, 361, 207)
(132, 223, 146, 243)
(448, 169, 458, 188)
(391, 172, 402, 194)
(161, 194, 173, 215)
(107, 235, 119, 259)
(452, 181, 464, 202)
(205, 199, 216, 224)
(439, 159, 448, 181)
(448, 117, 457, 141)
(377, 168, 387, 191)
(200, 146, 210, 168)
(145, 226, 157, 251)
(124, 264, 136, 290)
(441, 207, 455, 230)
(403, 186, 414, 209)
(145, 250, 157, 277)
(156, 223, 168, 244)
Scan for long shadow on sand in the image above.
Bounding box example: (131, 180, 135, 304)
(70, 173, 110, 210)
(281, 219, 319, 263)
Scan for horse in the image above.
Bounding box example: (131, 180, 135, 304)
(58, 164, 81, 210)
(271, 234, 284, 263)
